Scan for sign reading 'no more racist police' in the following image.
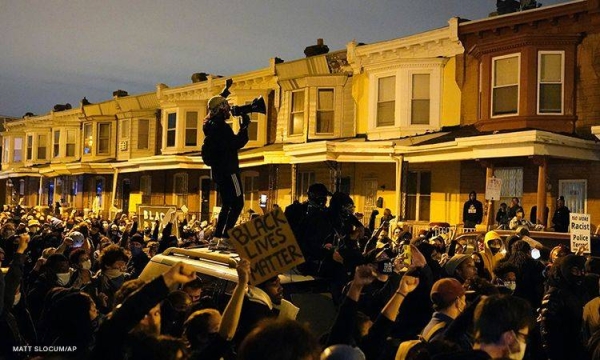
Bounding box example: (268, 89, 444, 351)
(227, 209, 305, 285)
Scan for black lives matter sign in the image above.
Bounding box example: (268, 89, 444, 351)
(228, 209, 305, 285)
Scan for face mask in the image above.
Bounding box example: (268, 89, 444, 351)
(119, 226, 126, 233)
(56, 272, 71, 286)
(81, 260, 92, 270)
(490, 246, 501, 255)
(13, 292, 21, 306)
(505, 281, 517, 291)
(508, 333, 527, 360)
(105, 268, 124, 279)
(130, 247, 143, 256)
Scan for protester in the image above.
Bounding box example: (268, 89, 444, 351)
(463, 191, 483, 229)
(551, 196, 570, 233)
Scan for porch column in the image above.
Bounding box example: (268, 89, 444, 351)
(393, 155, 404, 221)
(535, 156, 548, 226)
(38, 176, 43, 207)
(290, 164, 297, 203)
(111, 169, 119, 214)
(482, 161, 495, 229)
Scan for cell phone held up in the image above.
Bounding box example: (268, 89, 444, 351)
(377, 259, 394, 274)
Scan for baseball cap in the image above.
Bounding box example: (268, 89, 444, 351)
(430, 278, 466, 309)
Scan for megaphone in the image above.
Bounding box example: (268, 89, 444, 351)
(231, 96, 266, 116)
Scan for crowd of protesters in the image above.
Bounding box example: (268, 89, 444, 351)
(0, 184, 599, 360)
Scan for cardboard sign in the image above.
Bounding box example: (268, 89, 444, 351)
(228, 208, 305, 285)
(570, 213, 591, 254)
(485, 177, 502, 201)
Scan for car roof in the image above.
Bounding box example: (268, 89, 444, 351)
(146, 247, 316, 284)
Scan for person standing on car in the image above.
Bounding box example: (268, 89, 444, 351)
(552, 196, 570, 233)
(203, 79, 250, 251)
(463, 191, 483, 229)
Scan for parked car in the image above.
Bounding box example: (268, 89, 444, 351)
(139, 246, 336, 337)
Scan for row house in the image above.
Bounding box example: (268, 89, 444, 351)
(453, 0, 600, 228)
(3, 0, 600, 232)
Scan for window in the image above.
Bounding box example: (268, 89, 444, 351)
(242, 101, 259, 141)
(538, 51, 564, 114)
(173, 173, 188, 208)
(411, 74, 430, 125)
(295, 171, 316, 202)
(121, 120, 130, 139)
(13, 137, 22, 162)
(493, 167, 523, 205)
(66, 130, 76, 157)
(138, 119, 149, 149)
(559, 179, 587, 214)
(19, 179, 25, 197)
(406, 171, 431, 221)
(377, 76, 396, 127)
(26, 135, 33, 160)
(317, 89, 334, 134)
(38, 134, 47, 160)
(98, 123, 110, 154)
(83, 124, 92, 155)
(492, 54, 520, 116)
(289, 91, 305, 136)
(3, 138, 10, 163)
(53, 131, 60, 158)
(185, 112, 198, 146)
(140, 175, 152, 204)
(167, 113, 177, 147)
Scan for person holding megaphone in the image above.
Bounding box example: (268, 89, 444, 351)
(202, 79, 253, 251)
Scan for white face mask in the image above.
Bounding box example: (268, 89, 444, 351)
(13, 292, 21, 306)
(105, 268, 124, 279)
(81, 260, 92, 270)
(508, 332, 527, 360)
(56, 272, 71, 286)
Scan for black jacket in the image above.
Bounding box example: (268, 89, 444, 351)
(202, 115, 248, 177)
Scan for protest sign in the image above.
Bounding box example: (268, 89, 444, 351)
(485, 177, 502, 201)
(228, 208, 305, 285)
(570, 213, 591, 254)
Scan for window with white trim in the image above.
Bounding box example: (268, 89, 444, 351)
(37, 134, 47, 160)
(26, 135, 33, 160)
(173, 173, 188, 208)
(167, 113, 176, 147)
(53, 130, 60, 158)
(185, 112, 198, 146)
(377, 76, 396, 127)
(492, 53, 520, 116)
(66, 130, 76, 157)
(3, 138, 10, 163)
(316, 89, 334, 134)
(411, 74, 430, 125)
(406, 171, 431, 221)
(538, 51, 564, 114)
(289, 91, 305, 136)
(97, 123, 110, 154)
(83, 124, 92, 155)
(138, 119, 149, 150)
(121, 120, 130, 139)
(13, 137, 22, 162)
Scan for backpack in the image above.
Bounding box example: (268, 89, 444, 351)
(201, 136, 215, 166)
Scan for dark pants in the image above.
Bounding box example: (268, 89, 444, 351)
(214, 172, 244, 239)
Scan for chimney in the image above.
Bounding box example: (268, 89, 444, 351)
(191, 72, 209, 83)
(304, 38, 329, 58)
(113, 90, 128, 98)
